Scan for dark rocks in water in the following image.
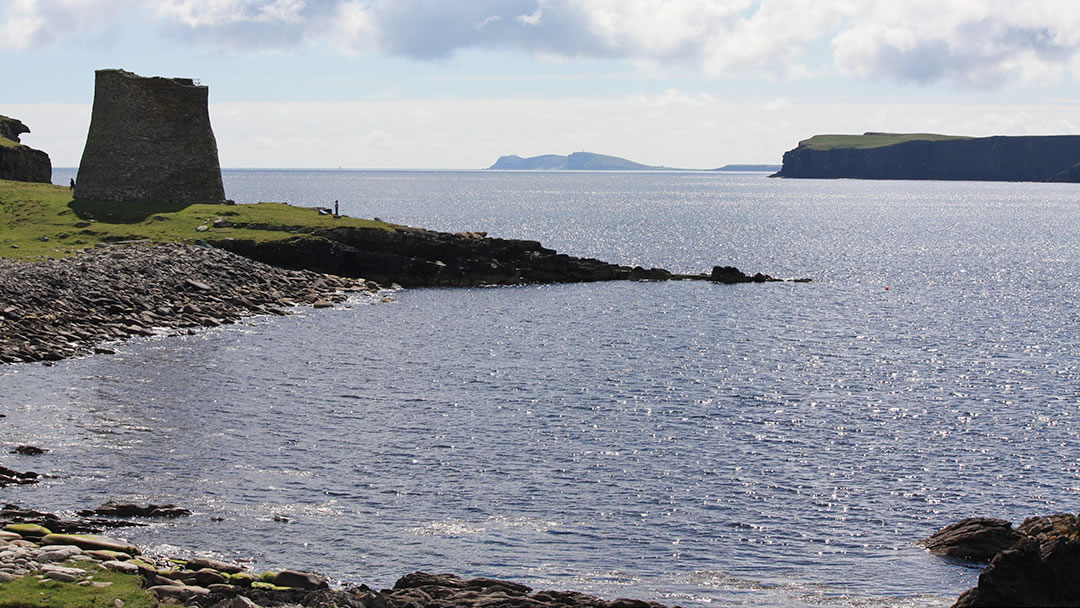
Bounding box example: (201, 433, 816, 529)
(10, 445, 47, 455)
(0, 504, 143, 533)
(74, 69, 226, 204)
(919, 517, 1024, 562)
(0, 115, 51, 183)
(928, 513, 1080, 606)
(710, 265, 778, 284)
(386, 571, 671, 608)
(78, 500, 192, 518)
(0, 466, 38, 487)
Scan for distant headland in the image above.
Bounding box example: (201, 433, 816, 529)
(712, 164, 781, 172)
(773, 132, 1080, 182)
(487, 152, 674, 171)
(487, 152, 778, 172)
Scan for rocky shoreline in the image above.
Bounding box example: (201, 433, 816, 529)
(0, 237, 804, 366)
(0, 241, 383, 365)
(0, 505, 672, 608)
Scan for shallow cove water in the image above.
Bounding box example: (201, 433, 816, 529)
(13, 170, 1080, 606)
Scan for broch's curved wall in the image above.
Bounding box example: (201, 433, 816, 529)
(74, 69, 226, 204)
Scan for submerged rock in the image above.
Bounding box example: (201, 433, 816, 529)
(78, 500, 192, 518)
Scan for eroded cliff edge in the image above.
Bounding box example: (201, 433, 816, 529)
(0, 116, 51, 184)
(773, 132, 1080, 182)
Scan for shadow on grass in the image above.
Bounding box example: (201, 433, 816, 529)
(69, 199, 193, 223)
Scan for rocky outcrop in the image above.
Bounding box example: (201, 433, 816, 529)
(211, 226, 802, 288)
(0, 115, 51, 183)
(923, 513, 1080, 606)
(215, 226, 658, 287)
(774, 134, 1080, 182)
(74, 69, 226, 204)
(0, 242, 380, 364)
(919, 517, 1024, 562)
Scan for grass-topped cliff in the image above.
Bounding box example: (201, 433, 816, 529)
(796, 132, 972, 150)
(0, 117, 51, 183)
(774, 132, 1080, 182)
(0, 179, 393, 261)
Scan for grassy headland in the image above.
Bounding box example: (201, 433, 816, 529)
(0, 179, 395, 261)
(797, 132, 972, 150)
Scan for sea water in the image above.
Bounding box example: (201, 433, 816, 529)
(10, 170, 1080, 606)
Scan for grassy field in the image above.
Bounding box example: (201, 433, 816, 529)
(0, 563, 154, 608)
(0, 179, 396, 261)
(798, 133, 972, 151)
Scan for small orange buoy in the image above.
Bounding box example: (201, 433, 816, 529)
(885, 286, 889, 291)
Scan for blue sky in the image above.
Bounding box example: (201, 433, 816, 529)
(4, 0, 1080, 169)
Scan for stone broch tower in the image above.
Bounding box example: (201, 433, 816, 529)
(74, 69, 226, 204)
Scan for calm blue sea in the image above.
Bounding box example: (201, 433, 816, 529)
(12, 169, 1080, 607)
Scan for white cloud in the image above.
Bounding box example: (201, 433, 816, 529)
(6, 0, 1080, 89)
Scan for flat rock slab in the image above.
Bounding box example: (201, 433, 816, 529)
(920, 517, 1023, 562)
(41, 533, 140, 555)
(3, 523, 51, 538)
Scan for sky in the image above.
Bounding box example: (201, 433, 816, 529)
(4, 0, 1080, 169)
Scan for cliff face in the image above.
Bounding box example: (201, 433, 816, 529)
(774, 134, 1080, 182)
(74, 69, 226, 204)
(0, 116, 52, 184)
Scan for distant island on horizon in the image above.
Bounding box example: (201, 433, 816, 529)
(487, 152, 779, 172)
(773, 132, 1080, 182)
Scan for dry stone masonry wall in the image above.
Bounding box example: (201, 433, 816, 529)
(74, 69, 226, 204)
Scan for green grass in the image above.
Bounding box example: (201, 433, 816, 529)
(0, 179, 397, 261)
(0, 137, 17, 149)
(0, 562, 155, 608)
(798, 133, 972, 151)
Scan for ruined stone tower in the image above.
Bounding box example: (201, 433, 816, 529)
(74, 69, 226, 204)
